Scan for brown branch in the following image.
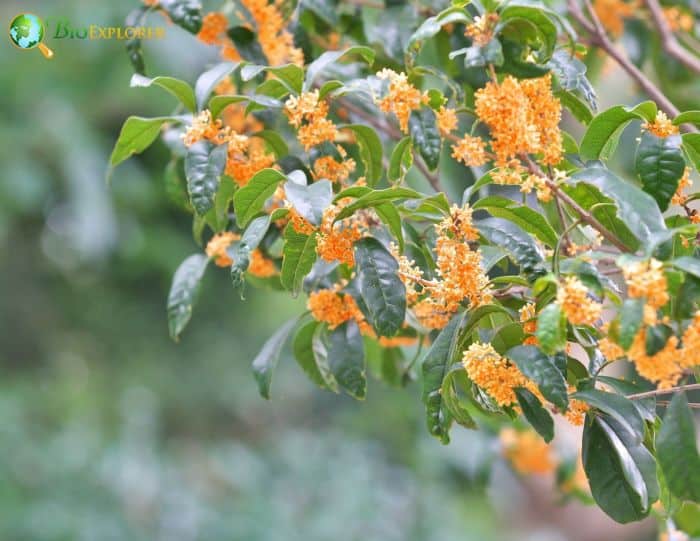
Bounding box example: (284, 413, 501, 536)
(627, 383, 700, 400)
(657, 400, 700, 409)
(567, 0, 696, 126)
(644, 0, 700, 75)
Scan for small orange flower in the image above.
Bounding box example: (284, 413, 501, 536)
(520, 303, 538, 345)
(451, 135, 487, 167)
(643, 111, 679, 138)
(500, 428, 557, 475)
(248, 249, 277, 277)
(436, 106, 458, 136)
(465, 13, 500, 46)
(622, 258, 669, 309)
(671, 167, 692, 206)
(556, 276, 602, 326)
(206, 231, 240, 267)
(376, 69, 429, 133)
(197, 12, 228, 45)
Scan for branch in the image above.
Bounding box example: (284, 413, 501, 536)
(644, 0, 700, 75)
(627, 383, 700, 400)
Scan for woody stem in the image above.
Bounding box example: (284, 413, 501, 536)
(626, 383, 700, 400)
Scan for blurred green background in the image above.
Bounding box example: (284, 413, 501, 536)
(0, 1, 669, 539)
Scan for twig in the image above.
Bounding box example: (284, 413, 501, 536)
(627, 383, 700, 400)
(567, 0, 691, 123)
(644, 0, 700, 75)
(657, 400, 700, 409)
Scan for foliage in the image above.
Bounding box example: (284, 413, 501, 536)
(113, 0, 700, 531)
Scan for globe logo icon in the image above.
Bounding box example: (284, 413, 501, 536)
(9, 13, 54, 58)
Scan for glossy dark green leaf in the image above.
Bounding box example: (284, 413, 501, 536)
(570, 166, 666, 244)
(343, 125, 383, 186)
(515, 387, 555, 442)
(252, 318, 298, 399)
(596, 376, 656, 422)
(681, 133, 700, 171)
(506, 345, 568, 410)
(573, 389, 645, 444)
(292, 321, 328, 388)
(441, 366, 477, 430)
(304, 46, 375, 91)
(473, 195, 558, 247)
(476, 218, 545, 277)
(450, 39, 504, 69)
(110, 116, 178, 168)
(388, 136, 413, 183)
(421, 312, 467, 443)
(167, 254, 209, 341)
(124, 8, 147, 74)
(159, 0, 202, 33)
(334, 187, 421, 220)
(618, 298, 645, 350)
(635, 132, 685, 211)
(555, 89, 593, 125)
(194, 62, 238, 110)
(280, 225, 318, 296)
(407, 6, 469, 50)
(233, 168, 286, 227)
(536, 303, 566, 355)
(284, 179, 333, 226)
(409, 108, 441, 171)
(241, 214, 272, 250)
(497, 3, 558, 58)
(657, 393, 700, 502)
(583, 416, 656, 523)
(580, 101, 657, 161)
(374, 203, 405, 252)
(227, 26, 267, 64)
(354, 238, 406, 336)
(671, 256, 700, 279)
(327, 321, 366, 399)
(548, 49, 597, 111)
(185, 141, 228, 216)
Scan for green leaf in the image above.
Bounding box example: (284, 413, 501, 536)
(334, 187, 421, 220)
(583, 416, 656, 523)
(657, 393, 700, 502)
(618, 298, 645, 350)
(441, 366, 477, 430)
(388, 136, 413, 183)
(327, 321, 366, 399)
(343, 125, 383, 186)
(421, 312, 467, 443)
(374, 203, 405, 253)
(407, 6, 470, 50)
(280, 225, 318, 296)
(109, 116, 177, 168)
(573, 389, 645, 444)
(635, 132, 685, 211)
(569, 166, 666, 244)
(673, 111, 700, 126)
(354, 238, 406, 337)
(515, 387, 555, 442)
(233, 168, 286, 227)
(473, 195, 558, 247)
(252, 318, 298, 399)
(184, 141, 228, 216)
(497, 2, 558, 58)
(194, 62, 238, 110)
(580, 102, 657, 161)
(292, 321, 329, 388)
(130, 73, 196, 112)
(304, 46, 376, 91)
(548, 49, 597, 111)
(227, 26, 267, 63)
(409, 108, 441, 171)
(596, 376, 656, 422)
(450, 40, 504, 69)
(213, 176, 236, 230)
(506, 345, 568, 410)
(264, 64, 304, 94)
(167, 254, 209, 341)
(536, 303, 566, 355)
(555, 89, 593, 125)
(681, 133, 700, 171)
(241, 214, 271, 250)
(672, 256, 700, 279)
(476, 218, 545, 277)
(284, 179, 333, 226)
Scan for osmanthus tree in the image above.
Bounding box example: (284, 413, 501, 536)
(113, 0, 700, 532)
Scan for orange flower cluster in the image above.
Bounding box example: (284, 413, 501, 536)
(671, 167, 692, 206)
(463, 342, 543, 407)
(376, 69, 429, 133)
(465, 13, 500, 46)
(451, 134, 487, 167)
(284, 91, 339, 151)
(627, 329, 681, 389)
(663, 6, 694, 31)
(474, 74, 563, 167)
(315, 203, 367, 266)
(313, 148, 356, 184)
(566, 389, 590, 426)
(205, 231, 276, 277)
(556, 276, 602, 326)
(182, 110, 275, 187)
(500, 428, 557, 475)
(197, 3, 302, 65)
(307, 288, 374, 336)
(378, 335, 419, 348)
(520, 303, 538, 345)
(643, 111, 679, 138)
(520, 174, 553, 202)
(436, 106, 458, 136)
(288, 206, 316, 235)
(592, 0, 638, 37)
(622, 258, 669, 309)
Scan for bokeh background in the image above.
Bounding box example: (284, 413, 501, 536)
(1, 1, 693, 539)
